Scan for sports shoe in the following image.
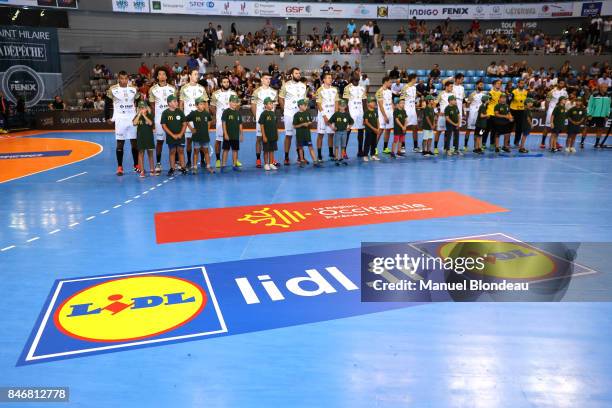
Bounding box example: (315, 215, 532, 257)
(539, 144, 546, 149)
(434, 147, 439, 155)
(313, 160, 322, 167)
(390, 152, 397, 159)
(155, 163, 162, 175)
(570, 147, 577, 153)
(256, 159, 262, 168)
(272, 161, 281, 167)
(191, 166, 198, 174)
(342, 152, 348, 160)
(116, 166, 124, 176)
(207, 166, 215, 174)
(134, 165, 140, 173)
(236, 160, 242, 167)
(580, 143, 585, 149)
(167, 168, 175, 176)
(215, 159, 221, 168)
(502, 146, 511, 153)
(335, 161, 340, 166)
(284, 158, 291, 165)
(495, 147, 500, 153)
(371, 155, 381, 161)
(363, 156, 370, 162)
(180, 167, 188, 175)
(264, 164, 271, 171)
(383, 147, 391, 154)
(270, 163, 278, 170)
(565, 147, 570, 153)
(413, 147, 421, 153)
(447, 150, 452, 156)
(519, 148, 529, 153)
(463, 146, 468, 152)
(375, 148, 379, 155)
(139, 171, 145, 178)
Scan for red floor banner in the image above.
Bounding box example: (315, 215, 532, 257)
(154, 191, 508, 243)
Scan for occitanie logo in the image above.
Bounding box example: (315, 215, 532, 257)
(53, 276, 206, 342)
(238, 207, 311, 229)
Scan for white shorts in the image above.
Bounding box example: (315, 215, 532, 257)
(349, 107, 364, 129)
(215, 116, 224, 141)
(283, 109, 297, 136)
(458, 110, 464, 128)
(436, 115, 446, 131)
(317, 110, 334, 135)
(378, 108, 393, 130)
(422, 129, 434, 140)
(114, 117, 137, 140)
(545, 107, 554, 128)
(405, 105, 418, 126)
(153, 115, 165, 141)
(467, 109, 478, 130)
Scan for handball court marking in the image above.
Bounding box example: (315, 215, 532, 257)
(0, 175, 178, 253)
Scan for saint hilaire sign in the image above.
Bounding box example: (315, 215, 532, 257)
(154, 191, 507, 243)
(19, 234, 595, 365)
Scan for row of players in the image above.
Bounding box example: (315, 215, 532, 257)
(107, 67, 609, 175)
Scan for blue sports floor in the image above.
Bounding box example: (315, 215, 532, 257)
(1, 130, 611, 407)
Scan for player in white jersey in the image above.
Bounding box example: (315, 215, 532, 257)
(376, 76, 394, 154)
(541, 79, 568, 148)
(251, 72, 278, 168)
(148, 67, 177, 174)
(106, 70, 139, 176)
(464, 80, 486, 150)
(179, 69, 208, 169)
(210, 77, 238, 167)
(434, 80, 454, 154)
(453, 73, 466, 150)
(343, 75, 367, 157)
(279, 67, 308, 165)
(315, 72, 340, 161)
(400, 73, 419, 152)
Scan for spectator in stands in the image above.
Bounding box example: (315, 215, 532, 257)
(172, 62, 182, 76)
(48, 95, 65, 111)
(389, 66, 400, 80)
(429, 64, 441, 79)
(92, 65, 103, 80)
(373, 22, 381, 49)
(359, 73, 370, 94)
(347, 20, 356, 36)
(487, 62, 498, 76)
(324, 22, 333, 37)
(138, 62, 150, 79)
(361, 21, 374, 55)
(82, 97, 94, 110)
(391, 78, 403, 99)
(392, 41, 402, 54)
(409, 18, 417, 41)
(94, 94, 105, 111)
(216, 25, 223, 48)
(168, 38, 175, 53)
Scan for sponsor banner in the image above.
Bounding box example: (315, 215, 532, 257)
(0, 149, 71, 159)
(0, 26, 62, 108)
(112, 0, 150, 13)
(35, 110, 113, 130)
(142, 1, 610, 19)
(581, 1, 603, 17)
(20, 233, 608, 365)
(154, 192, 508, 243)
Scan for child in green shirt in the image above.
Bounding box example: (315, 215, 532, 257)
(444, 95, 461, 155)
(293, 99, 321, 167)
(363, 97, 380, 161)
(519, 98, 533, 154)
(421, 95, 436, 156)
(221, 95, 243, 171)
(566, 97, 585, 153)
(329, 99, 354, 165)
(133, 100, 155, 178)
(550, 95, 567, 153)
(392, 98, 407, 158)
(160, 95, 187, 175)
(258, 97, 279, 171)
(473, 94, 490, 154)
(186, 96, 214, 173)
(493, 93, 514, 153)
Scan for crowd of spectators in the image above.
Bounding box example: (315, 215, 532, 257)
(160, 16, 611, 59)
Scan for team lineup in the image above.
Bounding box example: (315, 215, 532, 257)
(106, 66, 611, 177)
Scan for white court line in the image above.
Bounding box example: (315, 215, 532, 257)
(26, 237, 40, 243)
(142, 191, 148, 195)
(156, 183, 162, 187)
(124, 199, 132, 204)
(1, 245, 16, 251)
(100, 210, 109, 215)
(134, 195, 140, 199)
(113, 204, 122, 209)
(85, 216, 95, 221)
(149, 187, 156, 191)
(56, 171, 87, 183)
(69, 222, 79, 227)
(48, 229, 61, 235)
(163, 180, 168, 183)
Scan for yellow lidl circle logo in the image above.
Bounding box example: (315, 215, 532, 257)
(439, 240, 556, 280)
(53, 276, 207, 342)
